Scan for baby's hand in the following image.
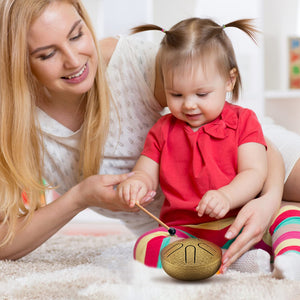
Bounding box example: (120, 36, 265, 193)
(196, 190, 231, 219)
(117, 178, 148, 208)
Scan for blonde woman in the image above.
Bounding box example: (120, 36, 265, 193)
(0, 0, 296, 278)
(0, 0, 166, 260)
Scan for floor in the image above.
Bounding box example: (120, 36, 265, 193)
(58, 208, 131, 236)
(58, 221, 131, 236)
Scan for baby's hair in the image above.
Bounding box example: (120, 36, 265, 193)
(131, 18, 259, 101)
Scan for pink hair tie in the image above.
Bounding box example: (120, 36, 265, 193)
(162, 28, 166, 33)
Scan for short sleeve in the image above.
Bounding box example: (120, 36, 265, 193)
(141, 117, 167, 163)
(237, 109, 267, 148)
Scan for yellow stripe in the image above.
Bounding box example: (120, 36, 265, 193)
(275, 205, 300, 217)
(181, 217, 235, 231)
(262, 230, 272, 247)
(280, 205, 300, 212)
(274, 238, 300, 256)
(181, 217, 273, 246)
(135, 231, 169, 263)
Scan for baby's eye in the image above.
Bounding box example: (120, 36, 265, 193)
(196, 93, 208, 97)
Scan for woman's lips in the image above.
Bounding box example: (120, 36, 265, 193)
(62, 63, 89, 84)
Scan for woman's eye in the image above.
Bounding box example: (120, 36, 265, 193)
(171, 93, 182, 97)
(70, 30, 83, 41)
(38, 51, 56, 61)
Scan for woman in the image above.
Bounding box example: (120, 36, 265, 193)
(0, 0, 293, 274)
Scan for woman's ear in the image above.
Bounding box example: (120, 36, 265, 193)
(226, 68, 237, 91)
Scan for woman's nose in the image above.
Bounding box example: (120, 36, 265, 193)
(63, 46, 81, 69)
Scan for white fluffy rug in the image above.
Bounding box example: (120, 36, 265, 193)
(0, 232, 300, 300)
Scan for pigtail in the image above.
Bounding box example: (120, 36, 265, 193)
(131, 24, 165, 35)
(223, 19, 258, 44)
(131, 17, 259, 104)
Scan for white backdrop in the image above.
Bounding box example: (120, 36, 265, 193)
(83, 0, 264, 116)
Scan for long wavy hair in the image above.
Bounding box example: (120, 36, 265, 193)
(0, 0, 110, 246)
(132, 18, 258, 101)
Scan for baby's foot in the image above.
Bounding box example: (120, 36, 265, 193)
(226, 249, 271, 274)
(273, 252, 300, 280)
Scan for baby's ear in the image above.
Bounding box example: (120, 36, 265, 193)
(226, 68, 237, 91)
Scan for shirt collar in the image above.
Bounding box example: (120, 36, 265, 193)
(202, 102, 238, 139)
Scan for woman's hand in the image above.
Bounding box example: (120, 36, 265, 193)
(221, 138, 284, 272)
(0, 172, 145, 260)
(221, 196, 273, 271)
(75, 173, 145, 212)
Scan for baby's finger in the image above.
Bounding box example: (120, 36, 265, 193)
(208, 203, 222, 218)
(196, 203, 206, 217)
(136, 187, 148, 205)
(129, 184, 141, 207)
(123, 185, 132, 205)
(196, 196, 209, 216)
(217, 207, 228, 219)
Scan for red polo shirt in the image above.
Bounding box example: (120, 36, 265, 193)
(141, 102, 267, 226)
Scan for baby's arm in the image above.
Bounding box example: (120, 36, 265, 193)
(197, 142, 267, 218)
(117, 155, 159, 208)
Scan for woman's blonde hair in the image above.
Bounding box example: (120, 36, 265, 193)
(132, 18, 258, 101)
(0, 0, 110, 246)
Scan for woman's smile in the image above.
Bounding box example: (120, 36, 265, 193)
(62, 62, 89, 83)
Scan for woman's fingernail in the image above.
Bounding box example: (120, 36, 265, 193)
(144, 197, 152, 202)
(225, 231, 233, 239)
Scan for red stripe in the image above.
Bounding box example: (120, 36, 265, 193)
(144, 236, 166, 267)
(277, 246, 300, 256)
(133, 227, 165, 260)
(269, 210, 300, 234)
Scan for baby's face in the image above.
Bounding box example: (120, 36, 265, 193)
(164, 59, 233, 131)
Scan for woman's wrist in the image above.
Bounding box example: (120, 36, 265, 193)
(68, 181, 90, 212)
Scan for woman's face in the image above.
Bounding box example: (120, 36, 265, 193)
(27, 1, 98, 101)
